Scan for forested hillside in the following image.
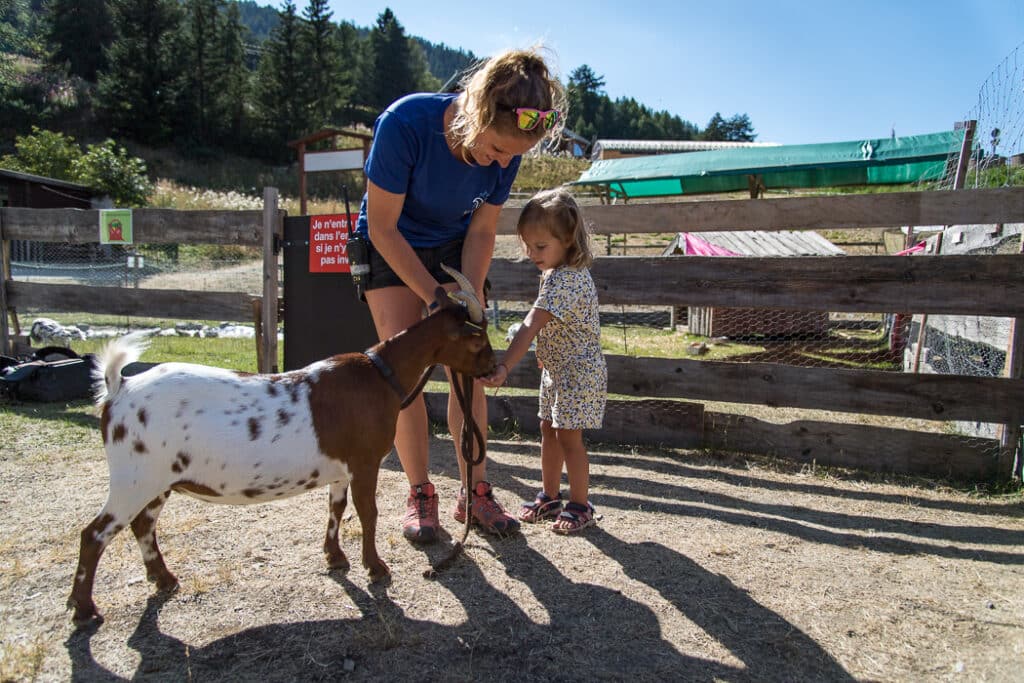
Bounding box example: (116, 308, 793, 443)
(0, 0, 756, 173)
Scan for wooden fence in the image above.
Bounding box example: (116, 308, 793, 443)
(1, 186, 1022, 481)
(435, 186, 1024, 482)
(0, 188, 284, 372)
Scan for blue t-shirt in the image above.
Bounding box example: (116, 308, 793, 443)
(355, 93, 521, 248)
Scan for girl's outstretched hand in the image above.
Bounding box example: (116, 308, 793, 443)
(479, 363, 508, 388)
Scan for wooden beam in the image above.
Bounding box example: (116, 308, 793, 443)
(486, 351, 1024, 425)
(7, 281, 255, 320)
(0, 207, 271, 244)
(495, 187, 1024, 234)
(424, 393, 997, 481)
(488, 253, 1024, 317)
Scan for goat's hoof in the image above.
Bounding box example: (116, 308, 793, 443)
(367, 562, 390, 583)
(327, 554, 350, 571)
(152, 574, 179, 593)
(67, 598, 104, 628)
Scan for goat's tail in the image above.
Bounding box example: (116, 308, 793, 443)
(93, 332, 151, 405)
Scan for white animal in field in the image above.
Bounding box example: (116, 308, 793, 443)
(30, 318, 86, 346)
(504, 323, 536, 350)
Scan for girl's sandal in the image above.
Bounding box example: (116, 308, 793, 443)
(551, 501, 597, 534)
(518, 491, 562, 523)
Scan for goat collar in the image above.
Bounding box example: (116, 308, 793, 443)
(365, 349, 436, 409)
(365, 349, 406, 399)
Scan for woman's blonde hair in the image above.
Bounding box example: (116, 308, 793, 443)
(450, 46, 566, 150)
(516, 188, 593, 269)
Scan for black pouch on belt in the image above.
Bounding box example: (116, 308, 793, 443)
(343, 186, 369, 301)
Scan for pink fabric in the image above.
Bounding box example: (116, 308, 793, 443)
(895, 240, 927, 256)
(682, 233, 742, 256)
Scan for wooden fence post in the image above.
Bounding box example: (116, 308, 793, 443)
(262, 187, 280, 373)
(912, 120, 976, 373)
(0, 212, 8, 356)
(998, 231, 1024, 481)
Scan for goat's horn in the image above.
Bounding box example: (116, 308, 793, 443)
(440, 264, 484, 323)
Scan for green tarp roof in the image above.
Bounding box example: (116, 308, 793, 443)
(570, 130, 964, 199)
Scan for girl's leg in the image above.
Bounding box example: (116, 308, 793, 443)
(554, 427, 589, 506)
(539, 420, 565, 499)
(551, 427, 596, 534)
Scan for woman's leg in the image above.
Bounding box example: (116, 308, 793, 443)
(365, 286, 430, 485)
(539, 420, 565, 499)
(446, 363, 518, 533)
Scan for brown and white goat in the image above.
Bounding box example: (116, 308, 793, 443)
(68, 279, 495, 626)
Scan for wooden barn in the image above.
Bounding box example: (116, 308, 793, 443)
(663, 230, 845, 338)
(0, 168, 106, 263)
(0, 168, 96, 209)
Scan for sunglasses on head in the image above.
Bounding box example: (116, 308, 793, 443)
(512, 107, 560, 131)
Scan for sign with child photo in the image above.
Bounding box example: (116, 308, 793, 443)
(99, 209, 133, 244)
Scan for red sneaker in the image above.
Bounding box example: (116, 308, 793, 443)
(452, 481, 521, 534)
(403, 482, 440, 543)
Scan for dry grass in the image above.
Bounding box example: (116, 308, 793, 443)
(1, 408, 1022, 681)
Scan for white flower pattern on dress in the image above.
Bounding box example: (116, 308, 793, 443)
(534, 266, 607, 430)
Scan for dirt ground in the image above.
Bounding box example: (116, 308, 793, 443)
(1, 427, 1023, 682)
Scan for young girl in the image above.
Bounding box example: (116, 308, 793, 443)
(480, 188, 607, 533)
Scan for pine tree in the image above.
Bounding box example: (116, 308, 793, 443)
(301, 0, 347, 128)
(567, 65, 606, 140)
(97, 0, 186, 144)
(215, 1, 251, 148)
(702, 112, 756, 141)
(253, 1, 312, 156)
(181, 0, 224, 146)
(363, 9, 418, 110)
(43, 0, 112, 81)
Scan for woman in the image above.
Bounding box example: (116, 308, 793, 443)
(354, 46, 566, 543)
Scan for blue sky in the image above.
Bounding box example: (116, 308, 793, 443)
(325, 0, 1023, 146)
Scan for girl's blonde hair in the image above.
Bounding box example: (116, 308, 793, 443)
(450, 46, 566, 150)
(517, 188, 593, 269)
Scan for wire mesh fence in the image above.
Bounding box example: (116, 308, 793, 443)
(10, 241, 265, 293)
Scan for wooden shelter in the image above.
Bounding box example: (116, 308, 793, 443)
(287, 128, 372, 215)
(0, 168, 97, 209)
(663, 230, 845, 337)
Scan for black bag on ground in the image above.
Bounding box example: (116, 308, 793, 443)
(0, 347, 97, 402)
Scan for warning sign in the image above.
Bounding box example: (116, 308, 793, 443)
(308, 214, 356, 273)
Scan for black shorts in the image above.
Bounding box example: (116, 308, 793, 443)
(364, 238, 464, 291)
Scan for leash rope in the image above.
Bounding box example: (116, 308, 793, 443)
(425, 369, 485, 578)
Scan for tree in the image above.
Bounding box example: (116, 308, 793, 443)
(0, 126, 80, 178)
(97, 0, 186, 144)
(301, 0, 347, 127)
(702, 112, 756, 141)
(253, 1, 312, 156)
(362, 9, 419, 109)
(180, 0, 224, 146)
(215, 1, 252, 149)
(72, 139, 153, 206)
(44, 0, 112, 81)
(2, 127, 152, 205)
(567, 64, 605, 139)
